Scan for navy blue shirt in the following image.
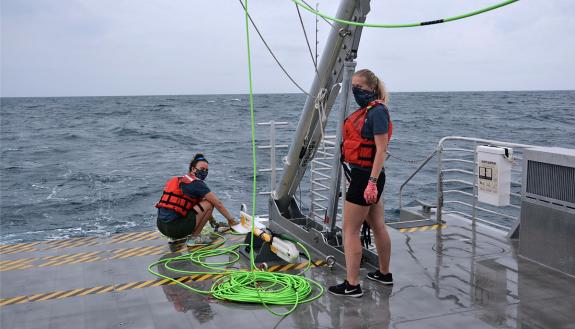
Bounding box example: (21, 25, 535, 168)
(157, 179, 211, 222)
(361, 103, 390, 139)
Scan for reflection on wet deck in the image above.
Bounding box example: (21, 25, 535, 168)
(1, 214, 574, 328)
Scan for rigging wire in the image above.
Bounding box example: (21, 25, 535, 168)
(237, 0, 311, 96)
(294, 3, 318, 72)
(301, 0, 336, 30)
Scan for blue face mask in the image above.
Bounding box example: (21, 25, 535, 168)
(352, 86, 376, 108)
(194, 168, 208, 181)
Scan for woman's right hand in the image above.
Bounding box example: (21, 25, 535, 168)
(364, 181, 378, 204)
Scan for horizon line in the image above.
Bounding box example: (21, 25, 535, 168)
(1, 88, 574, 99)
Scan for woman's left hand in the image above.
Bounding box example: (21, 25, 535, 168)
(364, 181, 378, 204)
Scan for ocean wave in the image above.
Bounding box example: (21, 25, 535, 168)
(1, 165, 24, 172)
(1, 147, 21, 153)
(65, 171, 128, 184)
(109, 126, 196, 145)
(92, 109, 133, 116)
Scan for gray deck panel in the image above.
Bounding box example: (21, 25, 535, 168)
(2, 214, 575, 328)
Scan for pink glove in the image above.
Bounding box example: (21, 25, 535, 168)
(363, 181, 378, 204)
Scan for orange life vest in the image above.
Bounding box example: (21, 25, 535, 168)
(342, 100, 393, 168)
(155, 174, 202, 217)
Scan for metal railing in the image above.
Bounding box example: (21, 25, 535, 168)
(309, 135, 340, 226)
(260, 127, 537, 233)
(257, 122, 341, 228)
(400, 136, 537, 231)
(257, 121, 289, 195)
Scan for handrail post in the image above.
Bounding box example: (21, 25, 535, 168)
(270, 121, 277, 192)
(398, 150, 437, 209)
(471, 140, 478, 225)
(310, 156, 316, 219)
(326, 60, 356, 232)
(436, 143, 444, 223)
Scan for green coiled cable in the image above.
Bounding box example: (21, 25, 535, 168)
(148, 233, 324, 316)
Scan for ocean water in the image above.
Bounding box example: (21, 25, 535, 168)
(1, 91, 574, 244)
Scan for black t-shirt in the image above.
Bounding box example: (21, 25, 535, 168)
(157, 179, 211, 222)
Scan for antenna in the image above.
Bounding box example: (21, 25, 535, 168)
(315, 2, 319, 69)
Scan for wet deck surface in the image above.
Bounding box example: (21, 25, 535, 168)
(2, 214, 575, 329)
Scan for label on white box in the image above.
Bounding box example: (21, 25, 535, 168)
(478, 159, 498, 194)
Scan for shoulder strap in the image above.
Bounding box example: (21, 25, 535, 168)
(181, 174, 195, 184)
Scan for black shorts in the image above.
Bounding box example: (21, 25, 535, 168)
(345, 167, 386, 206)
(157, 211, 197, 240)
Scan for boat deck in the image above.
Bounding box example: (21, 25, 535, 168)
(2, 214, 574, 329)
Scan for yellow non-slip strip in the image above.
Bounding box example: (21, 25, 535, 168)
(0, 260, 327, 307)
(0, 242, 42, 251)
(0, 241, 38, 252)
(0, 296, 28, 307)
(0, 258, 38, 267)
(1, 232, 247, 270)
(399, 224, 446, 233)
(44, 237, 99, 250)
(0, 246, 39, 255)
(109, 232, 160, 244)
(110, 245, 165, 260)
(1, 246, 165, 272)
(267, 260, 325, 272)
(0, 231, 164, 256)
(1, 238, 251, 272)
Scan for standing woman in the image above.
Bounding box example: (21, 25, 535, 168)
(155, 153, 238, 245)
(329, 69, 393, 297)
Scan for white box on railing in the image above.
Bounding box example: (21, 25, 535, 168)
(476, 146, 513, 206)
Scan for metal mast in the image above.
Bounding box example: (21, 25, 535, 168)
(273, 0, 370, 215)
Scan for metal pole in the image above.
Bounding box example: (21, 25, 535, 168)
(310, 159, 316, 219)
(270, 121, 277, 192)
(315, 2, 319, 68)
(274, 0, 370, 213)
(471, 141, 478, 225)
(326, 61, 356, 232)
(436, 143, 444, 222)
(399, 150, 438, 209)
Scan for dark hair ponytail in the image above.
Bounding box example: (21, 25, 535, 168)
(189, 153, 208, 172)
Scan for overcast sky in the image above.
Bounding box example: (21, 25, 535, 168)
(1, 0, 574, 97)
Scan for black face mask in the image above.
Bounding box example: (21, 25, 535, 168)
(352, 86, 376, 108)
(194, 169, 208, 181)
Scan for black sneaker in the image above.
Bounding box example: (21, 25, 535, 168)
(168, 237, 187, 245)
(167, 237, 187, 251)
(328, 280, 363, 297)
(367, 270, 393, 285)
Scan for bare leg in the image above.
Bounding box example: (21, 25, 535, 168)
(191, 200, 214, 236)
(343, 201, 370, 286)
(365, 198, 391, 274)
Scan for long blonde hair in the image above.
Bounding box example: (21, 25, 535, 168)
(354, 69, 388, 105)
